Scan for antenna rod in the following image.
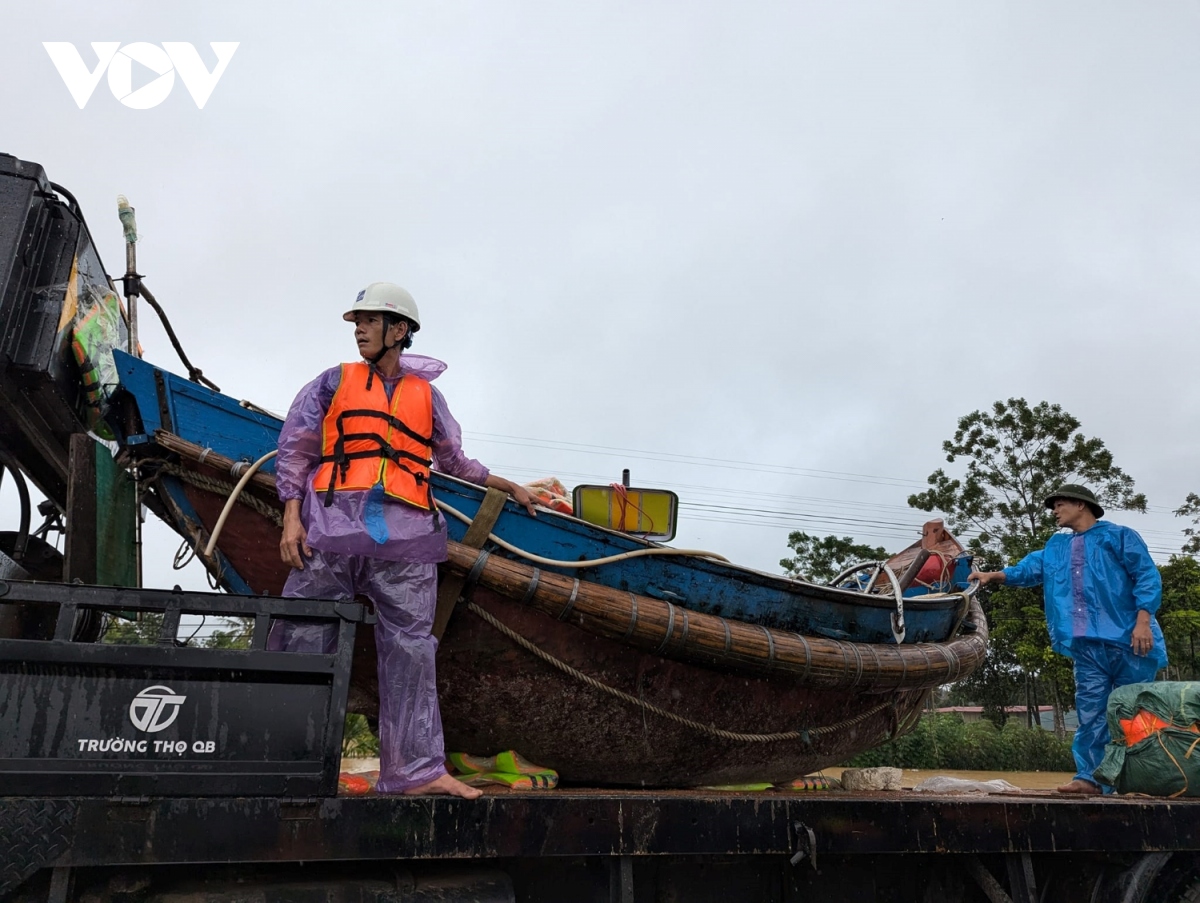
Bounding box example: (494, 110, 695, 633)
(117, 195, 140, 356)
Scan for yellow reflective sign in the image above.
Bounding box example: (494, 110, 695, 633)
(571, 485, 678, 542)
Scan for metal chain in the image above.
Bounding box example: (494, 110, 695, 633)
(467, 601, 894, 745)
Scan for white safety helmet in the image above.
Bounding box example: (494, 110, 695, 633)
(342, 282, 421, 331)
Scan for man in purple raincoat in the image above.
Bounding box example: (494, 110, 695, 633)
(270, 282, 536, 798)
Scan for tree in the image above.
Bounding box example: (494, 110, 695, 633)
(102, 613, 163, 644)
(203, 622, 252, 649)
(943, 633, 1023, 728)
(1158, 554, 1200, 681)
(103, 613, 251, 649)
(908, 398, 1145, 732)
(908, 398, 1145, 563)
(1162, 497, 1200, 681)
(1175, 494, 1200, 558)
(342, 713, 380, 758)
(780, 532, 888, 583)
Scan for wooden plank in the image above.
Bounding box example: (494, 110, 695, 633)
(432, 487, 509, 642)
(897, 549, 931, 591)
(63, 433, 96, 584)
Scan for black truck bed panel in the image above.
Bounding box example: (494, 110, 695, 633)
(3, 790, 1195, 873)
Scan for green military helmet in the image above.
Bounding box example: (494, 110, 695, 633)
(1044, 484, 1103, 519)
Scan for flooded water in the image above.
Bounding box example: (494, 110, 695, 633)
(823, 767, 1075, 790)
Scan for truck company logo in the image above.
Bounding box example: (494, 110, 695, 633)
(129, 685, 187, 733)
(72, 684, 215, 756)
(42, 42, 239, 110)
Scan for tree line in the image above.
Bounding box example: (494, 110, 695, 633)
(781, 398, 1200, 736)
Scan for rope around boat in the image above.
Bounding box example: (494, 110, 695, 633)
(157, 435, 985, 690)
(445, 544, 988, 690)
(157, 461, 283, 527)
(466, 600, 898, 745)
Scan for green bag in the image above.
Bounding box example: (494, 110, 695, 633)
(1094, 682, 1200, 797)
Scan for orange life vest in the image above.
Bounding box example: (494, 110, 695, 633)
(313, 362, 435, 510)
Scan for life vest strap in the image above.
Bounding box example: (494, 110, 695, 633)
(323, 432, 433, 469)
(337, 407, 433, 447)
(320, 445, 434, 509)
(321, 455, 431, 507)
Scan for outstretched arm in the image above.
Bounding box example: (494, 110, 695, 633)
(969, 549, 1045, 588)
(967, 569, 1007, 586)
(430, 386, 539, 515)
(484, 473, 539, 516)
(1001, 549, 1045, 588)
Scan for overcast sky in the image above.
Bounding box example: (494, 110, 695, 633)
(3, 2, 1199, 591)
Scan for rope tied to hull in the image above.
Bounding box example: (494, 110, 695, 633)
(466, 600, 898, 745)
(449, 543, 985, 692)
(157, 461, 283, 526)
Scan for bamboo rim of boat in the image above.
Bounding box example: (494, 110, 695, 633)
(443, 542, 988, 692)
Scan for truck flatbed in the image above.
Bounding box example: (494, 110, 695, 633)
(6, 787, 1199, 863)
(5, 788, 1200, 902)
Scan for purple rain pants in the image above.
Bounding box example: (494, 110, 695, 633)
(266, 548, 446, 793)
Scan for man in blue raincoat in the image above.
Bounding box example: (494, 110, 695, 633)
(969, 485, 1166, 794)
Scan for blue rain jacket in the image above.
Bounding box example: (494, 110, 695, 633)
(1003, 521, 1167, 669)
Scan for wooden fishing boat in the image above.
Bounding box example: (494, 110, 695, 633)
(102, 351, 987, 787)
(0, 156, 987, 784)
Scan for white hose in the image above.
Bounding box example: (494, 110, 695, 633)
(435, 498, 729, 568)
(203, 450, 278, 558)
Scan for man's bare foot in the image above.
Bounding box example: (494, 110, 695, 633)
(1056, 778, 1101, 795)
(403, 773, 483, 799)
